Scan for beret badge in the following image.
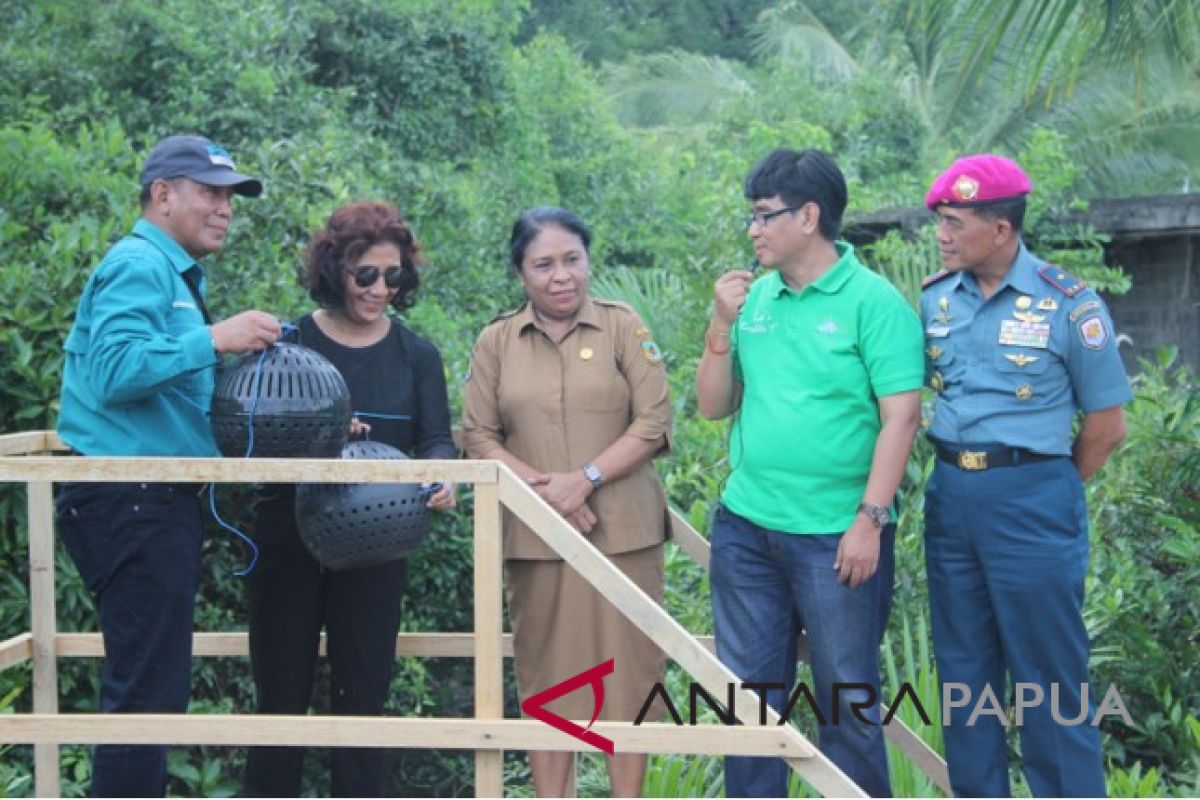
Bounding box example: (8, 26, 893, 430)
(953, 174, 980, 201)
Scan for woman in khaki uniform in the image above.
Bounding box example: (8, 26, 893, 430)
(462, 207, 671, 797)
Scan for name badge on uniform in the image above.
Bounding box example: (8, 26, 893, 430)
(998, 319, 1051, 348)
(926, 324, 950, 338)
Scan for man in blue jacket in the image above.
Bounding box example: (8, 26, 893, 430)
(56, 134, 280, 796)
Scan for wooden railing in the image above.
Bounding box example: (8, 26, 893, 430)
(0, 430, 947, 797)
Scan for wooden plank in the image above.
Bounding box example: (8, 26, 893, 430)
(473, 482, 505, 797)
(883, 711, 950, 793)
(53, 631, 515, 659)
(0, 432, 49, 456)
(495, 469, 865, 797)
(0, 715, 808, 756)
(0, 457, 497, 485)
(28, 481, 60, 799)
(0, 633, 33, 670)
(668, 508, 710, 571)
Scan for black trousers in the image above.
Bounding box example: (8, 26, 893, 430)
(243, 507, 407, 797)
(56, 481, 203, 798)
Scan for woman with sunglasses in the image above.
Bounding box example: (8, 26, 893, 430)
(243, 200, 456, 797)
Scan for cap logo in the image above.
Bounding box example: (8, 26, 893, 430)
(206, 143, 235, 169)
(952, 174, 979, 201)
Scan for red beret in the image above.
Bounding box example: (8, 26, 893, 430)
(925, 154, 1032, 211)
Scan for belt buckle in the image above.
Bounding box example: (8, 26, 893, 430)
(957, 450, 988, 471)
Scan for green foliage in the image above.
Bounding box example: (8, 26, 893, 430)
(0, 1, 1195, 796)
(304, 0, 510, 160)
(520, 0, 773, 63)
(1085, 350, 1200, 782)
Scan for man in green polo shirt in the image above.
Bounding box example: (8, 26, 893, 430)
(696, 148, 923, 796)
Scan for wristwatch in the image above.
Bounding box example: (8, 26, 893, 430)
(581, 462, 604, 489)
(857, 502, 890, 528)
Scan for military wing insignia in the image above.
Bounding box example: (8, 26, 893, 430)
(1003, 353, 1040, 368)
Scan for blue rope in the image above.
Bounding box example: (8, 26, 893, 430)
(206, 329, 290, 578)
(208, 484, 259, 576)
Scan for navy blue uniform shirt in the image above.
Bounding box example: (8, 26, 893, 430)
(920, 242, 1132, 455)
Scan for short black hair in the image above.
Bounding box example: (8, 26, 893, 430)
(303, 200, 422, 311)
(969, 197, 1027, 233)
(744, 149, 848, 241)
(509, 207, 591, 271)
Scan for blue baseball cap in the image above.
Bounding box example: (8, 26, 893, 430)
(140, 134, 263, 197)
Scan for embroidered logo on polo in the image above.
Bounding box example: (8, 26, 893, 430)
(816, 319, 839, 335)
(738, 310, 771, 334)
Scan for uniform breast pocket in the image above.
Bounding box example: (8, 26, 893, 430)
(925, 339, 955, 368)
(994, 348, 1050, 376)
(578, 362, 631, 414)
(167, 303, 211, 396)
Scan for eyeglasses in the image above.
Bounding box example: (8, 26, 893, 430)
(349, 265, 406, 289)
(745, 206, 800, 228)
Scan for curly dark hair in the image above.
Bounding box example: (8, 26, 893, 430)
(303, 200, 422, 311)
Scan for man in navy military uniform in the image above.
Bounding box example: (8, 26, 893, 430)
(920, 154, 1131, 797)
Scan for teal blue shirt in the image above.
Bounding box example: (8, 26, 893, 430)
(57, 219, 220, 456)
(920, 242, 1133, 455)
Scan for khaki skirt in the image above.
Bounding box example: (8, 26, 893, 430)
(506, 544, 666, 722)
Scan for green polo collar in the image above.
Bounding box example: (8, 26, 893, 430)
(768, 241, 860, 298)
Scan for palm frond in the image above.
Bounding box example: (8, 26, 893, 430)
(602, 52, 753, 128)
(591, 266, 703, 364)
(750, 2, 860, 82)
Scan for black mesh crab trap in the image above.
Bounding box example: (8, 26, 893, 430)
(210, 343, 351, 459)
(294, 440, 431, 570)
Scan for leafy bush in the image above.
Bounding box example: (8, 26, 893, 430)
(0, 1, 1196, 796)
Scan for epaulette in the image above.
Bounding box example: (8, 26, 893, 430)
(1037, 265, 1087, 297)
(921, 270, 953, 289)
(592, 298, 635, 313)
(485, 305, 525, 326)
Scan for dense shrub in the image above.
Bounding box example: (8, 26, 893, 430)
(0, 1, 1195, 796)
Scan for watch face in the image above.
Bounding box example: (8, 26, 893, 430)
(583, 464, 602, 487)
(860, 504, 888, 525)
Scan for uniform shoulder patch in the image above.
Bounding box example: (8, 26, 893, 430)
(1077, 314, 1110, 349)
(485, 304, 525, 326)
(592, 298, 635, 314)
(921, 270, 953, 289)
(1037, 265, 1087, 297)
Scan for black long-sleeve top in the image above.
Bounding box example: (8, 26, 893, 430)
(254, 312, 457, 519)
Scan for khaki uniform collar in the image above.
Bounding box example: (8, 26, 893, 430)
(515, 297, 604, 335)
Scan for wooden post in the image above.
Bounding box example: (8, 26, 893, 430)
(473, 482, 504, 798)
(28, 481, 60, 798)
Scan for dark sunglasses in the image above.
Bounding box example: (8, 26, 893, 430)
(349, 265, 406, 289)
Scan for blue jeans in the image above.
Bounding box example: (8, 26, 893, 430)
(710, 503, 894, 797)
(56, 482, 203, 797)
(926, 456, 1105, 797)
